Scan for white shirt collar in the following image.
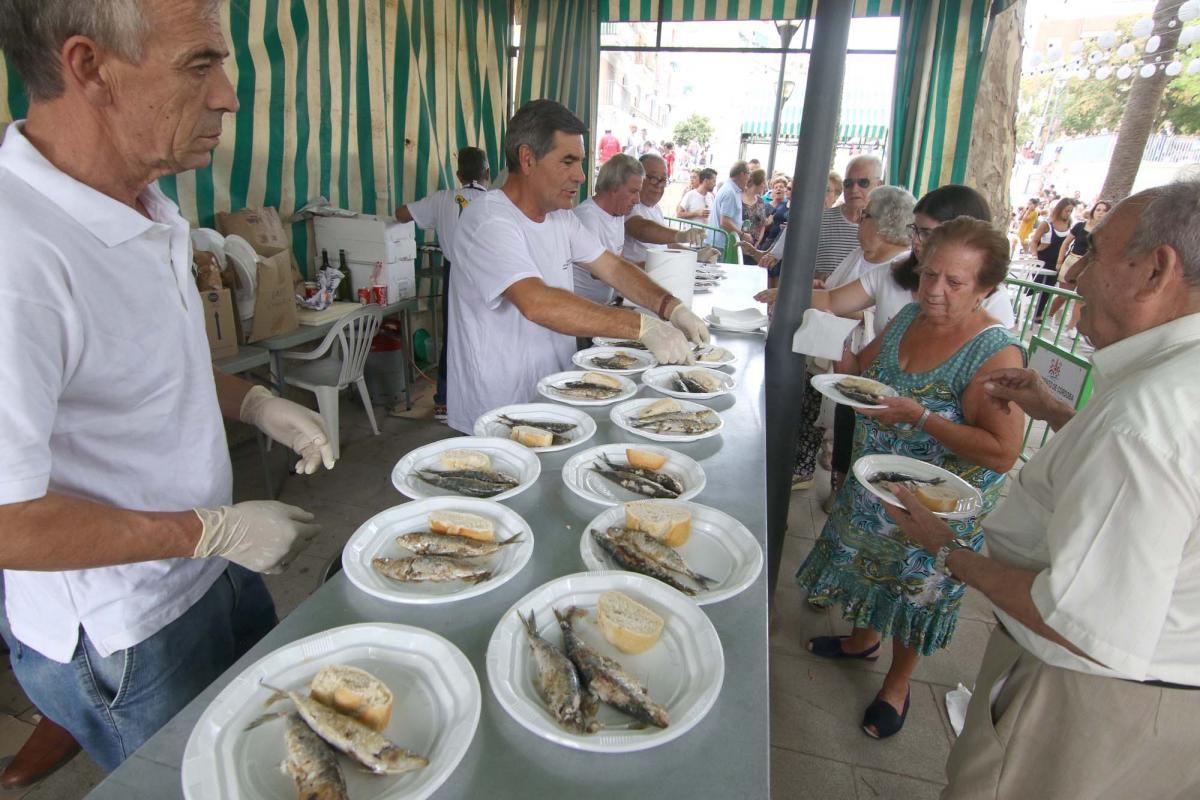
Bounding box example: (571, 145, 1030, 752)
(0, 121, 176, 248)
(1090, 312, 1200, 389)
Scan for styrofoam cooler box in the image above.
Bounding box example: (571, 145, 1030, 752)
(347, 258, 415, 302)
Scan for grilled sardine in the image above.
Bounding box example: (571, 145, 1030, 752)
(371, 555, 492, 584)
(395, 531, 523, 558)
(518, 610, 598, 733)
(284, 712, 348, 800)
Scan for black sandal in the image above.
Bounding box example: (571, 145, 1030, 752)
(861, 689, 911, 739)
(806, 635, 881, 661)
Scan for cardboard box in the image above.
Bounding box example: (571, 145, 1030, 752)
(247, 251, 300, 342)
(217, 207, 306, 288)
(201, 288, 239, 360)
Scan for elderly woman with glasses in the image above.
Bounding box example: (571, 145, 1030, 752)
(796, 216, 1026, 741)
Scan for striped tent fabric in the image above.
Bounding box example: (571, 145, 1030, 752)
(0, 0, 509, 275)
(887, 0, 990, 197)
(599, 0, 903, 22)
(515, 0, 602, 198)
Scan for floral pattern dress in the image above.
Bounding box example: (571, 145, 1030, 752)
(796, 303, 1024, 655)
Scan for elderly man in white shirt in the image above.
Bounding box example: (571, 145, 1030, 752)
(572, 153, 644, 305)
(886, 182, 1200, 799)
(621, 153, 708, 267)
(447, 101, 709, 433)
(0, 0, 331, 773)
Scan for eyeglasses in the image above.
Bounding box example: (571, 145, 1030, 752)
(644, 175, 667, 187)
(845, 177, 876, 189)
(906, 223, 937, 242)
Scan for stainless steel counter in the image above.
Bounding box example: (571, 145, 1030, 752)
(90, 265, 770, 800)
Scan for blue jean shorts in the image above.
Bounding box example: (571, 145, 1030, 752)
(0, 563, 276, 770)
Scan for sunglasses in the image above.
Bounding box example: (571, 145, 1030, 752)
(845, 177, 875, 189)
(644, 175, 668, 187)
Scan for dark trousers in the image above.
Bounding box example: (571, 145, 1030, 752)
(435, 260, 450, 405)
(832, 402, 855, 475)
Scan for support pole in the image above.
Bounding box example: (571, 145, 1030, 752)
(765, 22, 800, 179)
(764, 2, 852, 599)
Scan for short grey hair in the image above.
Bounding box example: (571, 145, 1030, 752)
(0, 0, 151, 101)
(865, 186, 916, 245)
(1126, 180, 1200, 285)
(595, 154, 644, 194)
(505, 99, 588, 172)
(844, 153, 884, 179)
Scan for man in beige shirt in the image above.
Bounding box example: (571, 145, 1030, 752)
(888, 181, 1200, 798)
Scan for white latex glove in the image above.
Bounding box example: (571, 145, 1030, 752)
(240, 385, 335, 473)
(638, 315, 695, 365)
(696, 246, 721, 264)
(668, 304, 710, 344)
(193, 501, 320, 574)
(675, 228, 705, 246)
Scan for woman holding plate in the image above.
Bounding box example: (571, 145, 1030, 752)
(794, 218, 1025, 740)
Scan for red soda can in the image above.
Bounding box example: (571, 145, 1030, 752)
(357, 288, 371, 304)
(303, 281, 318, 299)
(371, 285, 388, 305)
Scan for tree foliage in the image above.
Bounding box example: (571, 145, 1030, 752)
(672, 113, 715, 147)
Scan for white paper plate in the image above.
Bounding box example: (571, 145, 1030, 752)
(560, 444, 705, 506)
(571, 346, 657, 376)
(536, 371, 638, 407)
(579, 501, 762, 605)
(609, 398, 724, 443)
(705, 315, 767, 333)
(641, 365, 735, 400)
(486, 571, 724, 753)
(342, 498, 534, 604)
(852, 454, 984, 520)
(811, 373, 900, 410)
(190, 228, 227, 268)
(223, 235, 259, 321)
(391, 437, 541, 502)
(473, 403, 597, 453)
(693, 345, 737, 368)
(181, 623, 480, 800)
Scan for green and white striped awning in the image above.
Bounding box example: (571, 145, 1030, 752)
(741, 102, 890, 142)
(599, 0, 903, 23)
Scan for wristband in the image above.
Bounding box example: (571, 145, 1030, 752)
(915, 408, 932, 431)
(658, 295, 677, 321)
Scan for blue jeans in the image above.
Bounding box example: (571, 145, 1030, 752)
(0, 564, 276, 771)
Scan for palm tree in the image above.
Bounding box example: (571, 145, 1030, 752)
(1099, 0, 1182, 202)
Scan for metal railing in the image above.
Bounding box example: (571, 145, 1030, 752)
(662, 216, 740, 264)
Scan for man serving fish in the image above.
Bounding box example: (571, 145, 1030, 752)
(446, 100, 709, 433)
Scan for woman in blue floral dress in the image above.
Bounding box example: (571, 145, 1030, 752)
(796, 218, 1027, 739)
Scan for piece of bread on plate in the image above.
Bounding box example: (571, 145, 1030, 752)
(684, 370, 723, 392)
(915, 484, 962, 513)
(429, 510, 495, 541)
(582, 371, 621, 389)
(626, 448, 668, 470)
(625, 500, 691, 547)
(309, 664, 394, 731)
(510, 425, 554, 448)
(638, 398, 681, 418)
(597, 591, 665, 654)
(439, 449, 491, 471)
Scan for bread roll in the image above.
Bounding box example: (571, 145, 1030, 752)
(309, 664, 394, 731)
(625, 500, 691, 547)
(697, 347, 731, 363)
(639, 398, 681, 418)
(510, 425, 554, 448)
(439, 449, 492, 471)
(429, 510, 495, 541)
(684, 369, 723, 393)
(582, 371, 621, 389)
(597, 591, 665, 654)
(626, 448, 668, 471)
(915, 485, 962, 513)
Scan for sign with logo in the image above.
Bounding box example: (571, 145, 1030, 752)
(1027, 336, 1093, 410)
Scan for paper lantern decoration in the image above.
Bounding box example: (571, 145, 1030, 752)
(1117, 65, 1133, 80)
(1132, 18, 1154, 39)
(1098, 31, 1117, 49)
(1181, 26, 1197, 47)
(1088, 51, 1103, 64)
(1140, 63, 1158, 78)
(1096, 65, 1113, 79)
(1167, 61, 1183, 76)
(1047, 44, 1063, 62)
(1070, 40, 1084, 55)
(1117, 42, 1136, 58)
(1189, 58, 1200, 74)
(1147, 35, 1161, 53)
(1182, 0, 1200, 23)
(1029, 51, 1044, 67)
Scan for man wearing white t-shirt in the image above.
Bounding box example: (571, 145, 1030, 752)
(447, 101, 709, 433)
(888, 183, 1200, 798)
(395, 147, 490, 420)
(0, 0, 330, 772)
(676, 167, 716, 221)
(622, 153, 708, 267)
(572, 154, 645, 305)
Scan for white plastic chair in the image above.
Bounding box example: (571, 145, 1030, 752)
(280, 305, 383, 460)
